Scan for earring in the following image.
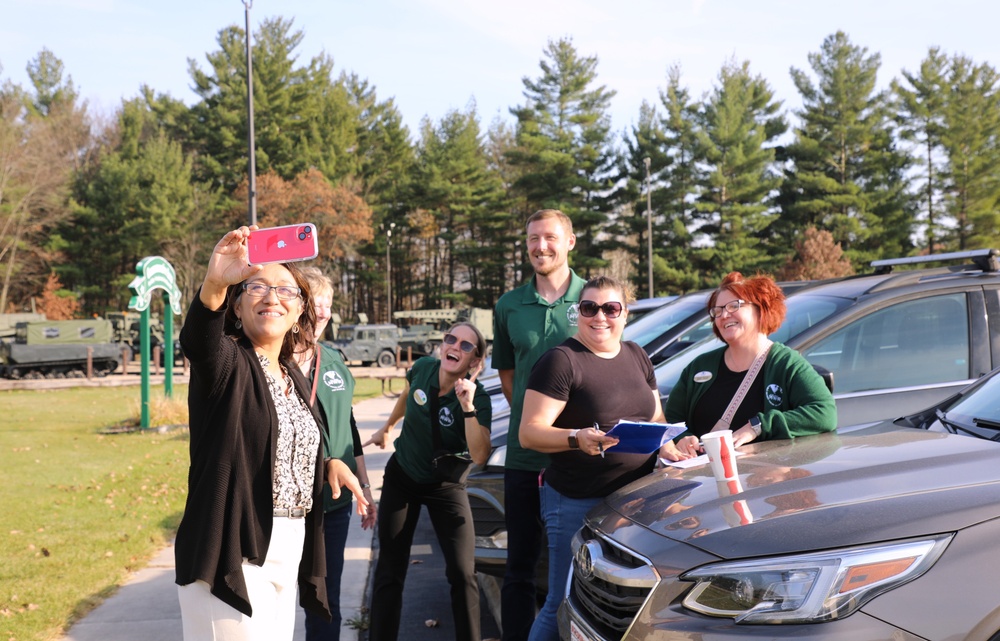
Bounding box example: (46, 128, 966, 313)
(235, 319, 242, 330)
(292, 323, 300, 334)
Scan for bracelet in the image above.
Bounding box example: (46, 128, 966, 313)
(463, 409, 477, 418)
(360, 483, 371, 490)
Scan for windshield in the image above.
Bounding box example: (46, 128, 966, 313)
(624, 291, 710, 347)
(336, 328, 355, 340)
(655, 293, 852, 397)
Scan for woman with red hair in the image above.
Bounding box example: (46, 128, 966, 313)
(662, 271, 835, 460)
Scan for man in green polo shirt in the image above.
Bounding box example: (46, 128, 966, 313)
(492, 209, 585, 641)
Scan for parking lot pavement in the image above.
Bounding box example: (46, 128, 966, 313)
(57, 392, 500, 641)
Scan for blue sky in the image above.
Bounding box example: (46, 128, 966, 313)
(3, 0, 997, 137)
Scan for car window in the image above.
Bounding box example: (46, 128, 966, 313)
(801, 293, 970, 394)
(624, 293, 710, 347)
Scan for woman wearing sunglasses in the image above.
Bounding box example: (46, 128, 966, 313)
(519, 275, 671, 641)
(660, 271, 836, 461)
(363, 322, 492, 641)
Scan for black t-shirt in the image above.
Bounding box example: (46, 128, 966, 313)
(527, 339, 658, 498)
(689, 360, 766, 437)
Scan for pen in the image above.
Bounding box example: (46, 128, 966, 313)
(594, 422, 605, 458)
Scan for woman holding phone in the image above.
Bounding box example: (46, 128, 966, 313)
(174, 226, 368, 641)
(363, 323, 492, 641)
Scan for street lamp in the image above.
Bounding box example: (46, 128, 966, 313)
(383, 222, 396, 323)
(643, 157, 653, 298)
(243, 0, 256, 226)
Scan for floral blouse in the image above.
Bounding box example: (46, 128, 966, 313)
(259, 354, 321, 512)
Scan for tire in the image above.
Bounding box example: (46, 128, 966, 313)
(377, 350, 396, 368)
(421, 341, 434, 355)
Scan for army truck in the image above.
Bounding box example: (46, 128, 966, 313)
(393, 308, 494, 357)
(108, 311, 183, 365)
(327, 321, 401, 368)
(0, 319, 123, 379)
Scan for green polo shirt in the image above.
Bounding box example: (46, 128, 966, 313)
(492, 270, 586, 472)
(314, 343, 360, 512)
(393, 357, 493, 484)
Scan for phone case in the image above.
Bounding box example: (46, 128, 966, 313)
(247, 223, 319, 265)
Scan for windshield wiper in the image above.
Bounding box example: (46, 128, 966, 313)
(935, 409, 978, 437)
(973, 417, 1000, 430)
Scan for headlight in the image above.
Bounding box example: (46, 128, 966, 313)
(487, 444, 507, 468)
(681, 535, 952, 624)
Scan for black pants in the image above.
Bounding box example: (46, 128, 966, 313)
(501, 468, 544, 641)
(369, 455, 480, 641)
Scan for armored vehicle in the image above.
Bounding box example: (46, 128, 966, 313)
(327, 323, 401, 367)
(0, 319, 123, 379)
(393, 307, 494, 357)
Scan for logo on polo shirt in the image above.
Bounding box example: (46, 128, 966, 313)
(439, 406, 455, 426)
(567, 303, 580, 327)
(766, 384, 783, 406)
(323, 370, 346, 392)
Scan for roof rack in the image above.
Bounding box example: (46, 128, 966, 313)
(870, 249, 1000, 275)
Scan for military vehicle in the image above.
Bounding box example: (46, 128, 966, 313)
(107, 311, 183, 365)
(327, 320, 401, 367)
(0, 318, 123, 379)
(0, 313, 47, 339)
(393, 307, 494, 357)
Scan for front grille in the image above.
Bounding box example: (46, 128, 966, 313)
(571, 528, 658, 637)
(468, 495, 505, 537)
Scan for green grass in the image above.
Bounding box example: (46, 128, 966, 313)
(0, 376, 398, 641)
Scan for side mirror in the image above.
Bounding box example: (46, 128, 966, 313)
(811, 364, 835, 393)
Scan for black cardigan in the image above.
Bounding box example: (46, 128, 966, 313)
(174, 292, 330, 619)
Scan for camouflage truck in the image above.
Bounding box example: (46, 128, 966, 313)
(107, 311, 183, 365)
(327, 322, 402, 368)
(0, 319, 123, 379)
(393, 308, 494, 357)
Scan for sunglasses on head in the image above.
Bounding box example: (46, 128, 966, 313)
(579, 300, 624, 319)
(443, 333, 478, 354)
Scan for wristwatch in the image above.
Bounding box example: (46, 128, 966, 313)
(749, 415, 762, 437)
(567, 429, 580, 449)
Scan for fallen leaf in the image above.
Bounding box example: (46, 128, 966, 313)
(409, 559, 424, 565)
(424, 619, 439, 628)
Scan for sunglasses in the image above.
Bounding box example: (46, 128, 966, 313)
(443, 333, 478, 354)
(579, 300, 624, 319)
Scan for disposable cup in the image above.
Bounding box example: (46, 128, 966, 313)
(702, 430, 739, 481)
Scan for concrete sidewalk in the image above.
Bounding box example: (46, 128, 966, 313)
(58, 393, 399, 641)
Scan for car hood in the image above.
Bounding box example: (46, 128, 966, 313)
(602, 423, 1000, 559)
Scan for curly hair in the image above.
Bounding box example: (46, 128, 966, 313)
(223, 262, 318, 363)
(708, 271, 786, 339)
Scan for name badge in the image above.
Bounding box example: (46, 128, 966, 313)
(413, 389, 428, 405)
(693, 371, 713, 383)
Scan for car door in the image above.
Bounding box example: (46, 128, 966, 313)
(799, 291, 976, 426)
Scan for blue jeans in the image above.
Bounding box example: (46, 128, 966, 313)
(305, 506, 352, 641)
(528, 483, 599, 641)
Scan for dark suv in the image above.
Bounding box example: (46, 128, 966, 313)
(565, 360, 1000, 640)
(654, 248, 1000, 427)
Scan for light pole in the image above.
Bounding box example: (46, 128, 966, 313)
(643, 157, 653, 298)
(384, 222, 395, 323)
(243, 0, 256, 226)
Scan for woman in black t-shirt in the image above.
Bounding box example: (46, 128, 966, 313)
(519, 275, 671, 641)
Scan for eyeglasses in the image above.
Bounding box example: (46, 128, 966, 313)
(443, 333, 478, 354)
(709, 299, 754, 319)
(242, 282, 301, 301)
(579, 300, 624, 319)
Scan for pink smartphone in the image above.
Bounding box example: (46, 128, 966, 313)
(247, 223, 319, 265)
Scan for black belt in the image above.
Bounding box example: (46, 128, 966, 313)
(273, 506, 309, 518)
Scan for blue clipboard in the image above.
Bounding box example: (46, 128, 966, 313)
(605, 420, 687, 454)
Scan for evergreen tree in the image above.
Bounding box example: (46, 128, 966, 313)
(939, 56, 1000, 250)
(893, 48, 949, 253)
(778, 31, 914, 267)
(656, 66, 703, 292)
(507, 37, 617, 271)
(693, 60, 786, 281)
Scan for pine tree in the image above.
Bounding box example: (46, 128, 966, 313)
(939, 56, 1000, 250)
(693, 60, 786, 281)
(507, 37, 617, 271)
(893, 48, 949, 253)
(777, 31, 914, 267)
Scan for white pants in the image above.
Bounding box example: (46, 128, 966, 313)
(177, 517, 305, 641)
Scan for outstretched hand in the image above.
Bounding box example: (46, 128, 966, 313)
(206, 227, 263, 290)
